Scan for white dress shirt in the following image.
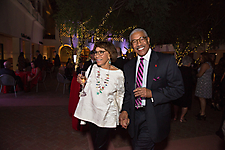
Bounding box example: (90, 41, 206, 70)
(136, 48, 153, 105)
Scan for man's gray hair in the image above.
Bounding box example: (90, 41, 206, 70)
(4, 61, 11, 68)
(182, 56, 193, 65)
(129, 28, 148, 41)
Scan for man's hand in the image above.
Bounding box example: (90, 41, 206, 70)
(119, 111, 130, 129)
(133, 87, 152, 98)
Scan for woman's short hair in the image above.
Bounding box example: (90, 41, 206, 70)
(93, 41, 117, 62)
(182, 56, 193, 65)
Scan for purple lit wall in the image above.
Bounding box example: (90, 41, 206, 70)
(72, 36, 129, 54)
(113, 38, 129, 54)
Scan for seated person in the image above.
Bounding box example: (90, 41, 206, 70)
(65, 62, 74, 81)
(27, 61, 42, 89)
(0, 61, 23, 91)
(58, 65, 65, 75)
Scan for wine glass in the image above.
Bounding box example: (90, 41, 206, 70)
(80, 71, 86, 96)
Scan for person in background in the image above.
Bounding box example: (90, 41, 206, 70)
(18, 52, 26, 71)
(172, 56, 195, 123)
(75, 58, 83, 75)
(54, 50, 61, 68)
(35, 50, 43, 70)
(53, 51, 60, 73)
(25, 58, 31, 72)
(0, 61, 23, 91)
(82, 50, 95, 71)
(27, 61, 42, 90)
(119, 28, 184, 150)
(65, 62, 74, 81)
(211, 57, 225, 111)
(112, 47, 129, 71)
(32, 57, 36, 62)
(42, 56, 49, 71)
(127, 52, 135, 60)
(195, 52, 213, 120)
(75, 41, 124, 150)
(215, 57, 225, 139)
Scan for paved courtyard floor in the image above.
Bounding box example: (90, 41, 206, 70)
(0, 73, 225, 150)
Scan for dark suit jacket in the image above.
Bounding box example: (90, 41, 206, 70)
(82, 60, 93, 71)
(54, 54, 61, 67)
(35, 54, 43, 69)
(112, 56, 129, 71)
(0, 68, 17, 79)
(122, 50, 184, 143)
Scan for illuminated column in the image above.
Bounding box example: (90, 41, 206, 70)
(43, 45, 47, 58)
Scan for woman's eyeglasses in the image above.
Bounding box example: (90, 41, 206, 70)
(93, 51, 106, 56)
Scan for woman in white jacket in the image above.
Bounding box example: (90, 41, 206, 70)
(74, 41, 125, 150)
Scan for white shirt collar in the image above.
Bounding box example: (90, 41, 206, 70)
(137, 48, 151, 62)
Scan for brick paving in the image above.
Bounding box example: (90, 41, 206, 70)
(0, 73, 225, 150)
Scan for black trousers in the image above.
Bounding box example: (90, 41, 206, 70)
(88, 122, 112, 150)
(132, 108, 155, 150)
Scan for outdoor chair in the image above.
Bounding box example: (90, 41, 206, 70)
(36, 70, 47, 92)
(55, 72, 71, 94)
(0, 74, 17, 97)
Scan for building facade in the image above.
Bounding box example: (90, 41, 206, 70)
(0, 0, 60, 70)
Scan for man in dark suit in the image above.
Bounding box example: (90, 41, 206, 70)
(82, 50, 95, 71)
(112, 47, 129, 71)
(119, 28, 184, 149)
(53, 50, 61, 73)
(35, 50, 43, 70)
(0, 61, 23, 91)
(54, 51, 61, 68)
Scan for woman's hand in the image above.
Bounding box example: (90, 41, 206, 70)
(119, 111, 130, 129)
(76, 74, 83, 85)
(27, 76, 34, 82)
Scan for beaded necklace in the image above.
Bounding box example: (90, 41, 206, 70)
(96, 68, 109, 95)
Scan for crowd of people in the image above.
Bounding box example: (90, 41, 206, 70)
(73, 28, 225, 149)
(172, 52, 225, 122)
(0, 50, 62, 92)
(1, 28, 225, 149)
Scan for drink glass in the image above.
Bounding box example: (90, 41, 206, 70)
(80, 71, 86, 96)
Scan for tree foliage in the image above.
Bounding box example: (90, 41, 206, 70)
(167, 0, 225, 48)
(52, 0, 225, 47)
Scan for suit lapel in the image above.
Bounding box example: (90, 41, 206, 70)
(147, 51, 158, 88)
(129, 57, 137, 89)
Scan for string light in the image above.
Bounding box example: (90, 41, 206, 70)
(58, 7, 136, 71)
(174, 28, 213, 66)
